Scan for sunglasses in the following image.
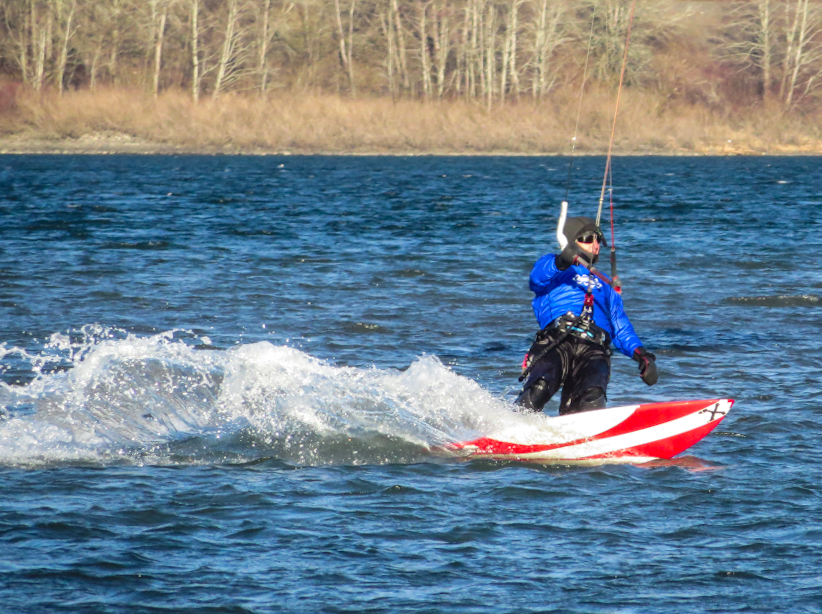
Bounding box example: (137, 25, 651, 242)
(577, 234, 600, 244)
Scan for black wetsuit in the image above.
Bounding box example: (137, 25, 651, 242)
(516, 325, 611, 415)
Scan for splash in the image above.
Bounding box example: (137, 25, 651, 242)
(0, 327, 532, 467)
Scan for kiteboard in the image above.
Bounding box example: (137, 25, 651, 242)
(449, 398, 732, 464)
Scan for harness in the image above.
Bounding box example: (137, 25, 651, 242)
(552, 310, 610, 346)
(519, 278, 610, 382)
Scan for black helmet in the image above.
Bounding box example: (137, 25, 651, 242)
(563, 216, 607, 246)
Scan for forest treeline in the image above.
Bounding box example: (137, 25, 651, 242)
(3, 0, 822, 110)
(3, 0, 822, 154)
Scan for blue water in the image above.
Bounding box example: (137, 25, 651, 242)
(1, 155, 821, 613)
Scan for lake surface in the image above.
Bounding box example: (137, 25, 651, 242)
(1, 154, 821, 613)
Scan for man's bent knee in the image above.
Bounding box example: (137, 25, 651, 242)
(516, 378, 553, 412)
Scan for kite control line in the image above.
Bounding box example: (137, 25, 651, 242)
(595, 0, 636, 296)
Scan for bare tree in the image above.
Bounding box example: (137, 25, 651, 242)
(720, 0, 776, 101)
(760, 0, 773, 99)
(484, 0, 496, 109)
(393, 0, 410, 93)
(191, 0, 201, 100)
(290, 0, 328, 89)
(333, 0, 356, 94)
(213, 0, 240, 98)
(721, 0, 822, 107)
(32, 0, 49, 90)
(257, 0, 273, 93)
(54, 0, 77, 95)
(1, 0, 32, 84)
(147, 0, 172, 97)
(779, 0, 822, 106)
(107, 0, 128, 86)
(255, 0, 294, 94)
(5, 0, 822, 112)
(418, 0, 433, 98)
(213, 0, 251, 99)
(78, 2, 108, 90)
(469, 0, 482, 99)
(430, 0, 451, 98)
(530, 0, 564, 99)
(377, 0, 397, 96)
(500, 0, 523, 103)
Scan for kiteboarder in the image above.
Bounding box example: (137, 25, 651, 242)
(516, 215, 657, 415)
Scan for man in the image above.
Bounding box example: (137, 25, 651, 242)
(516, 215, 657, 414)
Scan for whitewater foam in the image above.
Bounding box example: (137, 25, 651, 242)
(0, 327, 538, 467)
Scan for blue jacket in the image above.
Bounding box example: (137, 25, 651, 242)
(529, 253, 643, 358)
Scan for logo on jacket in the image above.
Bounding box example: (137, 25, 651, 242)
(573, 273, 603, 290)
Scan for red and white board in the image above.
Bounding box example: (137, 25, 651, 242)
(450, 399, 733, 464)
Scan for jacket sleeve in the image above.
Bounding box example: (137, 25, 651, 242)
(529, 253, 562, 295)
(608, 289, 644, 358)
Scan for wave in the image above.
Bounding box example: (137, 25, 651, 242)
(0, 327, 538, 468)
(721, 295, 821, 308)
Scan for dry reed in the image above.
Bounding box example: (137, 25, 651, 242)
(2, 87, 822, 155)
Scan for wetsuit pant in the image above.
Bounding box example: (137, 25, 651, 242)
(516, 331, 611, 415)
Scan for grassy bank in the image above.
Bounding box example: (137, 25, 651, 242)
(2, 88, 822, 155)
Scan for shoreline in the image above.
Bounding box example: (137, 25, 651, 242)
(2, 134, 822, 156)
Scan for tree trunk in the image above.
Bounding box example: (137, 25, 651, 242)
(485, 1, 495, 111)
(420, 1, 432, 99)
(55, 0, 76, 96)
(90, 41, 102, 91)
(110, 23, 119, 85)
(348, 0, 356, 93)
(392, 0, 409, 93)
(500, 0, 520, 103)
(45, 7, 53, 68)
(379, 1, 397, 98)
(17, 1, 30, 84)
(333, 0, 355, 94)
(785, 0, 810, 107)
(153, 6, 167, 97)
(533, 0, 546, 98)
(532, 0, 561, 100)
(191, 0, 201, 101)
(29, 0, 46, 91)
(432, 0, 449, 98)
(759, 0, 771, 101)
(259, 0, 272, 94)
(500, 0, 511, 103)
(214, 0, 240, 100)
(469, 0, 479, 98)
(509, 0, 521, 100)
(33, 14, 47, 90)
(456, 4, 470, 96)
(779, 0, 800, 101)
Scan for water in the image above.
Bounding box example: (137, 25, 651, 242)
(1, 154, 820, 613)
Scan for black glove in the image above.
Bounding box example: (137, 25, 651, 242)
(556, 244, 593, 270)
(633, 347, 658, 386)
